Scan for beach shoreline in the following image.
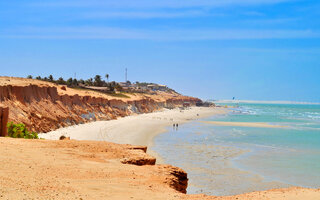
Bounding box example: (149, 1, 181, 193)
(150, 119, 292, 196)
(3, 106, 320, 199)
(39, 107, 227, 162)
(40, 106, 290, 196)
(1, 137, 319, 200)
(37, 104, 320, 199)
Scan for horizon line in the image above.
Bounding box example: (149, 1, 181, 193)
(210, 99, 320, 105)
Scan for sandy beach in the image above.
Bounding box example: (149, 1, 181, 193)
(3, 104, 320, 199)
(1, 135, 319, 200)
(40, 107, 227, 148)
(0, 138, 187, 200)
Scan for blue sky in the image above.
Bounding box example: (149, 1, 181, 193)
(0, 0, 320, 102)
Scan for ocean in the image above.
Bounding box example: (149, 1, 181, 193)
(151, 102, 320, 196)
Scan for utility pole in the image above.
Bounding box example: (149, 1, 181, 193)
(125, 68, 127, 83)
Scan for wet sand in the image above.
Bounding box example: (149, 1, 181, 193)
(40, 107, 226, 145)
(39, 107, 227, 161)
(151, 123, 292, 196)
(202, 121, 287, 128)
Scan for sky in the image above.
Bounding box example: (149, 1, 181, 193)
(0, 0, 320, 102)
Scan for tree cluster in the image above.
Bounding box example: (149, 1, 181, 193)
(27, 74, 122, 92)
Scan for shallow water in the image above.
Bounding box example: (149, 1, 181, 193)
(151, 103, 320, 196)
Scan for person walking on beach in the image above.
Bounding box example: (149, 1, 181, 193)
(173, 123, 176, 130)
(176, 123, 179, 130)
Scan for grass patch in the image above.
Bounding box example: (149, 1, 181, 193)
(71, 87, 131, 98)
(107, 92, 131, 98)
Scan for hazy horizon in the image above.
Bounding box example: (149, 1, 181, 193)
(1, 1, 320, 102)
(212, 99, 320, 104)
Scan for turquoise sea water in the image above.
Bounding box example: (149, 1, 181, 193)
(151, 103, 320, 196)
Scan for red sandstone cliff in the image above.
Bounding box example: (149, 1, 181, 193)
(0, 77, 201, 133)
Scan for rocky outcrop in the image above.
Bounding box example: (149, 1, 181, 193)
(120, 155, 157, 166)
(120, 145, 156, 165)
(0, 83, 200, 133)
(119, 144, 189, 194)
(127, 146, 148, 153)
(158, 165, 189, 194)
(0, 106, 9, 136)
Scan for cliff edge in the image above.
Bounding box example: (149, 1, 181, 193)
(0, 76, 200, 132)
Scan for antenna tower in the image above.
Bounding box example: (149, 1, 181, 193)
(125, 68, 127, 82)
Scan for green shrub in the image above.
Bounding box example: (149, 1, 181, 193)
(7, 122, 39, 139)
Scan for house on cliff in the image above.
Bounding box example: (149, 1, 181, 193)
(147, 84, 168, 91)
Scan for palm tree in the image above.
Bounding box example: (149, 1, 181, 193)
(66, 78, 73, 86)
(57, 77, 65, 84)
(48, 75, 54, 82)
(72, 78, 78, 86)
(105, 74, 109, 83)
(94, 75, 102, 86)
(85, 78, 93, 86)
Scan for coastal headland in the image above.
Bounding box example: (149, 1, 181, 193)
(0, 77, 319, 199)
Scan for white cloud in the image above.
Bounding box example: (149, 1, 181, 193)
(1, 26, 318, 40)
(24, 0, 295, 20)
(242, 18, 299, 24)
(81, 10, 208, 19)
(31, 0, 293, 9)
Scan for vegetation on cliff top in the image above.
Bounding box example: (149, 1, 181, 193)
(28, 74, 130, 97)
(31, 74, 122, 90)
(26, 74, 179, 96)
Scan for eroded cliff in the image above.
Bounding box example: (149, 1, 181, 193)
(0, 77, 201, 132)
